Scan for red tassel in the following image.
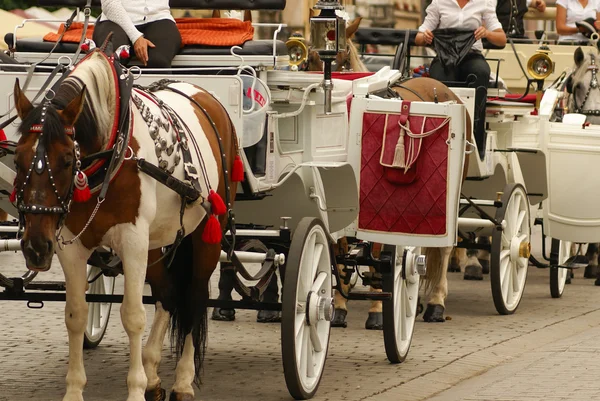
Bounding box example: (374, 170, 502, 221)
(73, 171, 91, 203)
(9, 188, 16, 203)
(202, 214, 222, 244)
(120, 49, 129, 59)
(81, 43, 89, 52)
(0, 128, 6, 149)
(208, 189, 226, 216)
(232, 155, 244, 182)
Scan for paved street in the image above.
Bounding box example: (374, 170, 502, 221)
(1, 227, 600, 401)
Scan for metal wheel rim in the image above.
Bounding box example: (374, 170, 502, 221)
(292, 224, 331, 393)
(498, 186, 530, 311)
(85, 265, 115, 342)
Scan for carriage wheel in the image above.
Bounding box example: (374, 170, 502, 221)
(550, 239, 572, 298)
(83, 265, 115, 349)
(491, 184, 530, 315)
(382, 245, 420, 363)
(282, 217, 333, 400)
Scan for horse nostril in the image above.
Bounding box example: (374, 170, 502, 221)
(46, 240, 53, 253)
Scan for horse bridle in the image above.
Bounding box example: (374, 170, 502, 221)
(15, 100, 81, 232)
(568, 57, 600, 116)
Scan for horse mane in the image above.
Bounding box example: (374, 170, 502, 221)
(18, 51, 116, 152)
(347, 40, 367, 72)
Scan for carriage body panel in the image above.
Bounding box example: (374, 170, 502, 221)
(349, 98, 467, 247)
(543, 121, 600, 242)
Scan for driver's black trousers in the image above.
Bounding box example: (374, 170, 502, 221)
(429, 51, 490, 158)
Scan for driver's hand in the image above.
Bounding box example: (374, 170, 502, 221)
(422, 29, 434, 45)
(134, 36, 156, 66)
(533, 0, 546, 12)
(474, 26, 488, 40)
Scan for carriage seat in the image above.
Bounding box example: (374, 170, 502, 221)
(3, 33, 287, 57)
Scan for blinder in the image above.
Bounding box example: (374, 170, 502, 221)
(15, 100, 80, 232)
(568, 56, 600, 116)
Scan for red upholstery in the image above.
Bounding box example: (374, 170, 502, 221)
(358, 110, 450, 236)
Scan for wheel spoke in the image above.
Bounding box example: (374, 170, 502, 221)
(516, 210, 526, 231)
(299, 326, 308, 375)
(501, 252, 511, 297)
(299, 234, 317, 298)
(403, 281, 413, 319)
(309, 325, 323, 353)
(399, 282, 407, 342)
(512, 262, 520, 293)
(295, 313, 305, 339)
(311, 271, 327, 294)
(502, 232, 511, 248)
(306, 329, 315, 378)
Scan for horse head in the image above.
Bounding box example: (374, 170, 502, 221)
(567, 47, 600, 124)
(306, 10, 365, 72)
(12, 50, 114, 271)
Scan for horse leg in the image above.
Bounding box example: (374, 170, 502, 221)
(211, 264, 236, 321)
(117, 230, 150, 401)
(477, 236, 491, 274)
(57, 244, 93, 401)
(423, 246, 452, 322)
(463, 245, 483, 281)
(585, 243, 599, 279)
(143, 250, 172, 401)
(448, 247, 462, 272)
(257, 272, 281, 323)
(365, 242, 383, 330)
(169, 231, 219, 400)
(332, 238, 350, 328)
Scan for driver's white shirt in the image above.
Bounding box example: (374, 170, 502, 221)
(418, 0, 503, 51)
(556, 0, 599, 41)
(97, 0, 174, 44)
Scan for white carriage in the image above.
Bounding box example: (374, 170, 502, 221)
(1, 0, 600, 400)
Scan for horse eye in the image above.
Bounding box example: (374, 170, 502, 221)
(64, 156, 73, 168)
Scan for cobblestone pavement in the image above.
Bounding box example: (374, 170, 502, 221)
(1, 228, 600, 401)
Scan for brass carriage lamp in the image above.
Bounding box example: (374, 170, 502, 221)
(310, 0, 347, 114)
(527, 46, 554, 109)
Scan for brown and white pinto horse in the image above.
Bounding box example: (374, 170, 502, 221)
(12, 49, 239, 401)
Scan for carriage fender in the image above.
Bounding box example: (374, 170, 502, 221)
(232, 163, 358, 238)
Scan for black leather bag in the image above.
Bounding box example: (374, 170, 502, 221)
(432, 28, 477, 70)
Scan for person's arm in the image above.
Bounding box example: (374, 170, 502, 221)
(480, 0, 507, 47)
(101, 0, 143, 44)
(556, 4, 579, 35)
(415, 0, 439, 45)
(595, 11, 600, 30)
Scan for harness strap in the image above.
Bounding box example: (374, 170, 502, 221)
(98, 61, 133, 202)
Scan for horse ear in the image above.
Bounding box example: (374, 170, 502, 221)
(346, 17, 362, 39)
(575, 46, 584, 67)
(14, 78, 33, 121)
(59, 85, 87, 127)
(212, 10, 221, 18)
(243, 10, 252, 22)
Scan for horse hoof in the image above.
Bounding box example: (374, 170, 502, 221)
(595, 278, 600, 286)
(169, 391, 194, 401)
(464, 265, 483, 281)
(566, 277, 572, 285)
(479, 259, 490, 274)
(448, 262, 461, 273)
(584, 265, 599, 279)
(257, 309, 281, 323)
(211, 307, 235, 321)
(365, 312, 383, 330)
(416, 296, 423, 315)
(423, 304, 445, 322)
(331, 309, 348, 328)
(145, 387, 166, 401)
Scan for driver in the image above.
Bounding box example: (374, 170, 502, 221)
(92, 0, 181, 68)
(415, 0, 506, 157)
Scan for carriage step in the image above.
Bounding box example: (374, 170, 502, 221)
(347, 291, 392, 301)
(559, 255, 588, 269)
(25, 281, 66, 291)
